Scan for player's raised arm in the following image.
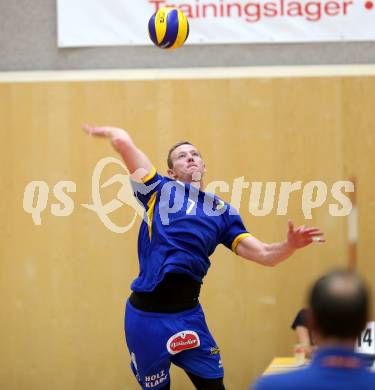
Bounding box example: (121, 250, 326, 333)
(235, 220, 325, 267)
(82, 124, 153, 181)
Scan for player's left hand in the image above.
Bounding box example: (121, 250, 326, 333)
(287, 220, 325, 249)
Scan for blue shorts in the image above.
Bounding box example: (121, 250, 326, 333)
(124, 300, 224, 389)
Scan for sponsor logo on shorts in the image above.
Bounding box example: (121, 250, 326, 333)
(144, 370, 168, 388)
(210, 346, 220, 355)
(166, 330, 200, 355)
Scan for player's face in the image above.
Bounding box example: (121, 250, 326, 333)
(167, 144, 206, 183)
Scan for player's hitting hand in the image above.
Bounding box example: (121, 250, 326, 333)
(82, 124, 153, 181)
(82, 124, 126, 139)
(82, 124, 135, 154)
(287, 220, 325, 249)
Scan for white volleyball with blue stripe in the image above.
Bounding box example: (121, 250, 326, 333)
(148, 7, 189, 50)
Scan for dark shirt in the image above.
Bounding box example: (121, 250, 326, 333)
(291, 308, 309, 329)
(291, 308, 314, 345)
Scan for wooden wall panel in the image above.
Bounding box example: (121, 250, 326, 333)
(342, 77, 375, 297)
(0, 75, 373, 390)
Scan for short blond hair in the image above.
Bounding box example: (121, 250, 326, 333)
(167, 141, 194, 169)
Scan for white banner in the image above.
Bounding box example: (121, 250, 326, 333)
(57, 0, 375, 47)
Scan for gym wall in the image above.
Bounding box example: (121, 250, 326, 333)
(1, 70, 374, 389)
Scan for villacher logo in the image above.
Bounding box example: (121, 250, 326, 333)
(166, 331, 200, 354)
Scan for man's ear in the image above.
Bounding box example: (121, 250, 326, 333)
(167, 168, 177, 179)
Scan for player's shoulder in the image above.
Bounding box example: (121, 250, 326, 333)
(143, 169, 168, 184)
(139, 170, 170, 187)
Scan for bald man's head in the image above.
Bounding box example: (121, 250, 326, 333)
(309, 270, 370, 339)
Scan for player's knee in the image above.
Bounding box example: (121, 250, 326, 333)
(195, 378, 225, 390)
(199, 384, 225, 390)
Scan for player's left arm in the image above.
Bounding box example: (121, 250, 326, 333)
(235, 220, 325, 267)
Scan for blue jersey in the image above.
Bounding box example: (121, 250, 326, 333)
(131, 168, 251, 292)
(252, 347, 375, 390)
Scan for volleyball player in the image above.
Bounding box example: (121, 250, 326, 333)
(83, 124, 325, 390)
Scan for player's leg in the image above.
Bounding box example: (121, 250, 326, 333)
(170, 304, 225, 389)
(125, 300, 172, 389)
(185, 371, 225, 390)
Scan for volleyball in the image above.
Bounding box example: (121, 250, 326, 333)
(148, 7, 189, 50)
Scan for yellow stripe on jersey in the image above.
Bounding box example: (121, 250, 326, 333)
(146, 192, 157, 240)
(170, 9, 188, 50)
(142, 166, 157, 183)
(231, 233, 252, 252)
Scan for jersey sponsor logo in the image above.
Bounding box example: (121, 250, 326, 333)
(214, 199, 225, 210)
(166, 330, 200, 355)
